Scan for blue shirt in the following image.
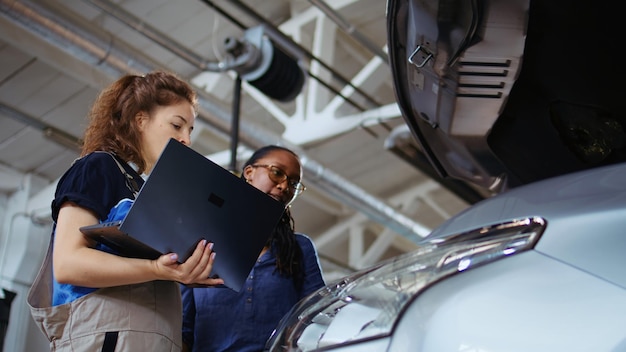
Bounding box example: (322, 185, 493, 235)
(181, 234, 325, 352)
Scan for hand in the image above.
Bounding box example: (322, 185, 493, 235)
(156, 240, 224, 286)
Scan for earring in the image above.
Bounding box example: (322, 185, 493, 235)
(245, 178, 250, 183)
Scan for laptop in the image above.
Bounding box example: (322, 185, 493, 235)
(80, 138, 286, 292)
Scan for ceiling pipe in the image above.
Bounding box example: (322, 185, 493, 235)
(81, 0, 223, 73)
(307, 0, 389, 63)
(0, 0, 431, 241)
(0, 103, 82, 150)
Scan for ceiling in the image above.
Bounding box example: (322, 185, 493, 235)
(0, 0, 470, 281)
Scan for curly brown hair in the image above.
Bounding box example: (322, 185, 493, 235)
(81, 71, 198, 174)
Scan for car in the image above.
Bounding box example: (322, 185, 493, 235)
(264, 0, 626, 350)
(265, 162, 626, 351)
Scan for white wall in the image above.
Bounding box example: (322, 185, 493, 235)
(1, 173, 54, 352)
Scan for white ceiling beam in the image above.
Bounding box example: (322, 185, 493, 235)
(347, 224, 364, 268)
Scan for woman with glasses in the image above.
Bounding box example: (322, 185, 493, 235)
(181, 145, 326, 352)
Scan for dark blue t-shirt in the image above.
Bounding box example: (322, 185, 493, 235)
(51, 152, 144, 306)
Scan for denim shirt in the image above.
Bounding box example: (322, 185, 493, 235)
(181, 233, 325, 352)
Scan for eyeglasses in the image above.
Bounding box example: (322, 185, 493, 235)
(250, 164, 306, 197)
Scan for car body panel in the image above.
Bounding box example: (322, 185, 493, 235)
(428, 163, 626, 288)
(265, 163, 626, 351)
(390, 251, 626, 351)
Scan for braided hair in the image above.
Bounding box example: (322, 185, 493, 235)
(242, 145, 305, 289)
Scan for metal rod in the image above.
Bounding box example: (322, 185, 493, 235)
(307, 0, 389, 63)
(229, 75, 242, 173)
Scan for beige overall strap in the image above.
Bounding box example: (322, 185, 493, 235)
(93, 152, 140, 352)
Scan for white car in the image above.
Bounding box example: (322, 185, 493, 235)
(264, 162, 626, 351)
(265, 0, 626, 350)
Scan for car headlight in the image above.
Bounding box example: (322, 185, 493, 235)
(266, 217, 545, 351)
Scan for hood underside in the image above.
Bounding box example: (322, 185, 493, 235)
(387, 0, 626, 200)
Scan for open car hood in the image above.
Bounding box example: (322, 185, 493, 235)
(386, 0, 625, 202)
